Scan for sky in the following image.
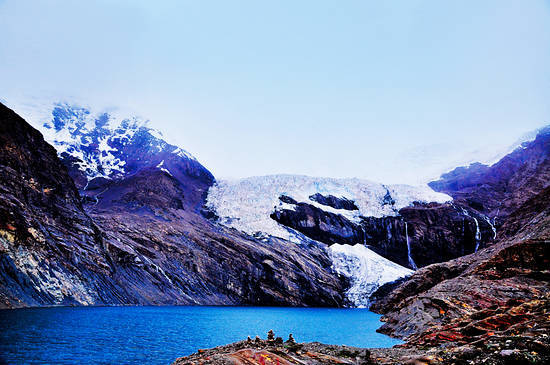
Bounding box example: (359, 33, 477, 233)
(1, 0, 549, 184)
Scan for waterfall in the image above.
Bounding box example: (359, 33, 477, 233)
(485, 216, 497, 240)
(361, 226, 367, 246)
(405, 222, 418, 270)
(460, 207, 483, 253)
(473, 217, 481, 252)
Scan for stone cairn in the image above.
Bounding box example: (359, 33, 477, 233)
(247, 331, 297, 347)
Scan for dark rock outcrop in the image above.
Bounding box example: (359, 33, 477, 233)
(308, 193, 359, 211)
(271, 197, 363, 246)
(271, 196, 495, 269)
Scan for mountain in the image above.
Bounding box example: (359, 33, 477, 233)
(369, 128, 550, 352)
(2, 99, 548, 316)
(0, 102, 346, 308)
(33, 103, 427, 307)
(38, 103, 213, 198)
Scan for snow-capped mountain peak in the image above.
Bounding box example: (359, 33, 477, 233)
(31, 102, 209, 187)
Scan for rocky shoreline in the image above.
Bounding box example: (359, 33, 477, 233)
(172, 328, 550, 364)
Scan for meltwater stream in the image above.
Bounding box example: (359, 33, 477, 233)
(0, 306, 401, 365)
(405, 222, 418, 270)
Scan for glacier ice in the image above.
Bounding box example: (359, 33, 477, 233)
(206, 174, 452, 241)
(329, 244, 413, 308)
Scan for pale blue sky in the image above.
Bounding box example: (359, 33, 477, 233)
(1, 0, 549, 184)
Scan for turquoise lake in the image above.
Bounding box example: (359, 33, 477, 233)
(0, 306, 401, 364)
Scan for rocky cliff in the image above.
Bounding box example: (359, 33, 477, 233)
(271, 198, 496, 269)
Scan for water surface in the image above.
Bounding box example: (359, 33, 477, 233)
(0, 306, 400, 364)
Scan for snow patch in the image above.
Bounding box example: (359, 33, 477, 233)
(329, 244, 412, 307)
(173, 147, 197, 161)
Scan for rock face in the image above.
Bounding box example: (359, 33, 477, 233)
(0, 103, 346, 308)
(0, 103, 114, 307)
(370, 175, 550, 350)
(272, 198, 496, 269)
(270, 197, 363, 246)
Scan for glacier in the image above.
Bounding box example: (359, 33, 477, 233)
(329, 244, 413, 308)
(206, 174, 452, 241)
(206, 175, 445, 305)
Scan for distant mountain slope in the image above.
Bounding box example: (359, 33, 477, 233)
(429, 126, 550, 236)
(0, 103, 346, 308)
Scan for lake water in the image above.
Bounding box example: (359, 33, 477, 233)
(0, 306, 400, 364)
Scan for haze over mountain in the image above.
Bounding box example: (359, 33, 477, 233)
(1, 0, 549, 184)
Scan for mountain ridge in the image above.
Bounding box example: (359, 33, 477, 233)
(0, 102, 347, 308)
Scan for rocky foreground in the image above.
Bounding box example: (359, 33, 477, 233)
(173, 327, 550, 365)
